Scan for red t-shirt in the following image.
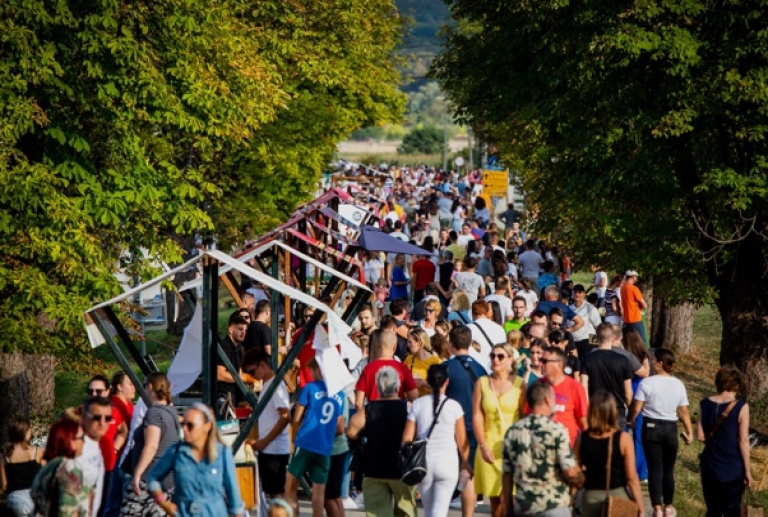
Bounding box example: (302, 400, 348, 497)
(292, 327, 341, 388)
(411, 258, 436, 291)
(551, 376, 588, 447)
(355, 359, 417, 402)
(99, 395, 134, 471)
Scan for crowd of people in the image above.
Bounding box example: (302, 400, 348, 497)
(0, 167, 755, 517)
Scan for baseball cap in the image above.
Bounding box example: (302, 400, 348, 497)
(625, 270, 639, 278)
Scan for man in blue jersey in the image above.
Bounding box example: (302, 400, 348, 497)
(285, 357, 344, 517)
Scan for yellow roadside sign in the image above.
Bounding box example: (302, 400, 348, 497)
(482, 170, 508, 197)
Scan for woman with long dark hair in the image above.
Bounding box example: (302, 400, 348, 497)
(402, 364, 470, 517)
(575, 392, 643, 517)
(623, 327, 651, 483)
(628, 348, 693, 517)
(1, 418, 44, 516)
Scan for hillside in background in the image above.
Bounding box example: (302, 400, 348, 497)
(396, 0, 449, 47)
(395, 0, 450, 90)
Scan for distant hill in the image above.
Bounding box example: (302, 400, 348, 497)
(395, 0, 450, 48)
(395, 0, 450, 90)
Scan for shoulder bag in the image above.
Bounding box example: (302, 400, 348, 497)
(601, 431, 637, 517)
(472, 321, 505, 348)
(706, 399, 738, 442)
(399, 398, 448, 486)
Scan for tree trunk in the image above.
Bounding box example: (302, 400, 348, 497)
(651, 299, 694, 353)
(0, 353, 55, 444)
(707, 228, 768, 400)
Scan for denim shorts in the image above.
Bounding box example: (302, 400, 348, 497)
(7, 489, 35, 517)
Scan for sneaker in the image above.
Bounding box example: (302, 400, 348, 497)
(665, 507, 677, 517)
(342, 497, 358, 510)
(449, 497, 462, 509)
(640, 478, 648, 484)
(356, 494, 365, 509)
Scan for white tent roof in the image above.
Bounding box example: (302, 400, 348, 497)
(84, 248, 368, 349)
(178, 240, 369, 293)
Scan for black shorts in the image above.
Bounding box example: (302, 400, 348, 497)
(257, 453, 289, 495)
(324, 451, 349, 500)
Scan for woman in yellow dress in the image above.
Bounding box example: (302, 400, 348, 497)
(472, 343, 525, 517)
(405, 328, 441, 396)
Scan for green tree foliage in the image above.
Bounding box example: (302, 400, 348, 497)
(434, 0, 768, 391)
(398, 126, 444, 154)
(0, 0, 404, 357)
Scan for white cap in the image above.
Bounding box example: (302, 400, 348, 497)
(625, 270, 639, 277)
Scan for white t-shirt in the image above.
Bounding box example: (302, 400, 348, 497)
(408, 395, 464, 457)
(594, 271, 608, 298)
(635, 375, 689, 421)
(485, 294, 513, 321)
(454, 272, 484, 303)
(364, 258, 385, 285)
(457, 234, 474, 247)
(259, 377, 292, 455)
(570, 301, 602, 341)
(470, 318, 507, 371)
(518, 250, 543, 278)
(77, 436, 105, 516)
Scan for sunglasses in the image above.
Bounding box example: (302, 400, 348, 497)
(86, 388, 107, 395)
(550, 322, 562, 327)
(182, 422, 199, 431)
(88, 414, 113, 423)
(304, 313, 314, 318)
(425, 309, 435, 313)
(489, 353, 508, 361)
(540, 359, 563, 364)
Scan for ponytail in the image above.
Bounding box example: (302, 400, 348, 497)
(427, 364, 448, 417)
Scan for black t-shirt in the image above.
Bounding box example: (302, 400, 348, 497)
(438, 262, 454, 292)
(364, 400, 408, 479)
(219, 336, 243, 402)
(243, 320, 271, 352)
(394, 320, 409, 360)
(582, 349, 633, 413)
(564, 354, 581, 378)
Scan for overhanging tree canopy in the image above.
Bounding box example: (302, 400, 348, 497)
(434, 0, 768, 394)
(0, 0, 405, 358)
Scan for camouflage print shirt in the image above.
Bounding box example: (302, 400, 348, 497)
(502, 414, 577, 515)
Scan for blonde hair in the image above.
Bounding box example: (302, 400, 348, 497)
(452, 290, 470, 312)
(189, 403, 222, 462)
(408, 328, 432, 353)
(506, 329, 522, 349)
(425, 299, 442, 316)
(492, 343, 517, 359)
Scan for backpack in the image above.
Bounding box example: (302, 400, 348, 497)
(30, 456, 64, 517)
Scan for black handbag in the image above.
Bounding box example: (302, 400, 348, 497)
(399, 398, 447, 486)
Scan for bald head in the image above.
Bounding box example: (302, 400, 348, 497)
(380, 330, 397, 352)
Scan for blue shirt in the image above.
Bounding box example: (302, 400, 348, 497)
(445, 355, 487, 438)
(147, 442, 244, 517)
(534, 300, 577, 322)
(295, 381, 344, 456)
(390, 266, 409, 301)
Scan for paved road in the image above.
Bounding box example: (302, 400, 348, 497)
(296, 499, 492, 516)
